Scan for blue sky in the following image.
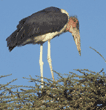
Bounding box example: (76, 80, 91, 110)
(0, 0, 106, 90)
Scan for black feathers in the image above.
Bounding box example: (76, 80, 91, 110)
(6, 7, 68, 51)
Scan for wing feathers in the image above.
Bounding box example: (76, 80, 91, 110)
(6, 7, 68, 51)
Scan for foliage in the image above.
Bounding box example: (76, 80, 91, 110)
(0, 47, 106, 110)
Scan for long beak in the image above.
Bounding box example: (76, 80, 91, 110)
(71, 27, 81, 56)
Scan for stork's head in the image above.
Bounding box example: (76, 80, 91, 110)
(66, 16, 81, 56)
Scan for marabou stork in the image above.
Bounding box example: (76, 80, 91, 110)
(6, 6, 81, 88)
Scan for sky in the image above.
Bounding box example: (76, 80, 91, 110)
(0, 0, 106, 91)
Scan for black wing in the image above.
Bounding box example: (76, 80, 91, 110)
(6, 17, 29, 51)
(6, 7, 68, 51)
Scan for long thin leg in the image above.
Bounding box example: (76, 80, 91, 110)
(39, 44, 44, 88)
(47, 40, 55, 81)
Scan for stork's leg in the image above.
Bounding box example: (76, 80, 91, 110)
(47, 40, 55, 81)
(39, 44, 44, 88)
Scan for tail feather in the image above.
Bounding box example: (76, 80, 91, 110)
(8, 46, 15, 51)
(6, 30, 18, 51)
